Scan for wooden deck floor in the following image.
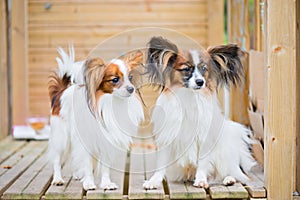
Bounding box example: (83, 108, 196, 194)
(0, 137, 266, 200)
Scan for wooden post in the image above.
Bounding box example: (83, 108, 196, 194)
(264, 0, 298, 199)
(227, 0, 250, 125)
(207, 0, 225, 109)
(0, 0, 9, 139)
(296, 0, 300, 195)
(11, 0, 28, 125)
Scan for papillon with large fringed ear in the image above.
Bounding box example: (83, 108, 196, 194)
(48, 47, 144, 190)
(143, 37, 256, 190)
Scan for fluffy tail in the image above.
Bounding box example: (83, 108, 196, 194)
(48, 45, 78, 115)
(48, 73, 71, 115)
(55, 45, 75, 79)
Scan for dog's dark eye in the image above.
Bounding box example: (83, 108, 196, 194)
(198, 64, 207, 72)
(128, 74, 133, 82)
(182, 67, 190, 72)
(111, 77, 119, 84)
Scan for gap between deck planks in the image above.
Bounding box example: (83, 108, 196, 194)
(0, 138, 267, 200)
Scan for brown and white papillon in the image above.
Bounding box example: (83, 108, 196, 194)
(48, 47, 144, 190)
(143, 37, 256, 189)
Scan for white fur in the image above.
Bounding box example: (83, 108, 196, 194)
(144, 87, 256, 189)
(56, 45, 85, 84)
(61, 84, 144, 190)
(48, 54, 144, 190)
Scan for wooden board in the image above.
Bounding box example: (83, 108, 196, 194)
(168, 181, 206, 199)
(209, 183, 248, 199)
(86, 152, 127, 200)
(0, 0, 9, 140)
(0, 137, 27, 164)
(296, 0, 300, 194)
(246, 165, 266, 198)
(2, 150, 52, 199)
(11, 0, 29, 125)
(128, 147, 165, 199)
(44, 158, 83, 200)
(264, 0, 297, 199)
(0, 141, 47, 196)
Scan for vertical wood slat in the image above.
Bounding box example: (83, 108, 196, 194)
(227, 0, 250, 125)
(296, 0, 300, 195)
(207, 0, 225, 110)
(254, 0, 264, 51)
(0, 0, 9, 139)
(11, 0, 29, 125)
(264, 0, 297, 199)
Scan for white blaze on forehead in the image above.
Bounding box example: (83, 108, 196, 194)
(111, 59, 128, 76)
(189, 50, 202, 78)
(189, 50, 200, 66)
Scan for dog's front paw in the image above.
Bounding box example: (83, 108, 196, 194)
(83, 178, 96, 190)
(52, 176, 64, 186)
(193, 179, 209, 189)
(100, 180, 118, 190)
(143, 180, 160, 190)
(223, 176, 236, 186)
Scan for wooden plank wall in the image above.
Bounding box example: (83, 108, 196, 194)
(264, 0, 298, 199)
(10, 0, 224, 121)
(0, 0, 9, 139)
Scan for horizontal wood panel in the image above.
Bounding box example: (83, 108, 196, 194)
(28, 2, 206, 13)
(28, 27, 207, 48)
(26, 0, 214, 116)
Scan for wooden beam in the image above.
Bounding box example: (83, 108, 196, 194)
(11, 0, 29, 125)
(0, 0, 9, 139)
(254, 0, 264, 51)
(227, 0, 250, 125)
(207, 0, 224, 46)
(207, 0, 225, 109)
(264, 0, 297, 199)
(296, 0, 300, 195)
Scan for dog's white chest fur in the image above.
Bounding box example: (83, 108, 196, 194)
(152, 88, 213, 169)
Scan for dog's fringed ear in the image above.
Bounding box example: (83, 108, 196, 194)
(84, 57, 106, 114)
(207, 44, 245, 87)
(124, 50, 144, 69)
(147, 36, 178, 86)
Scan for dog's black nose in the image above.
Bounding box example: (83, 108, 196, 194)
(126, 86, 134, 94)
(195, 79, 204, 87)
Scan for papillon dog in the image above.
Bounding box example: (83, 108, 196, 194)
(143, 37, 256, 189)
(48, 47, 144, 190)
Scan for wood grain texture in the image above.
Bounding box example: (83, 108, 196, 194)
(11, 0, 29, 125)
(24, 0, 226, 117)
(2, 151, 51, 200)
(264, 0, 297, 199)
(296, 0, 300, 194)
(209, 183, 248, 199)
(0, 137, 27, 165)
(0, 141, 47, 196)
(168, 181, 206, 199)
(0, 0, 9, 139)
(44, 158, 83, 200)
